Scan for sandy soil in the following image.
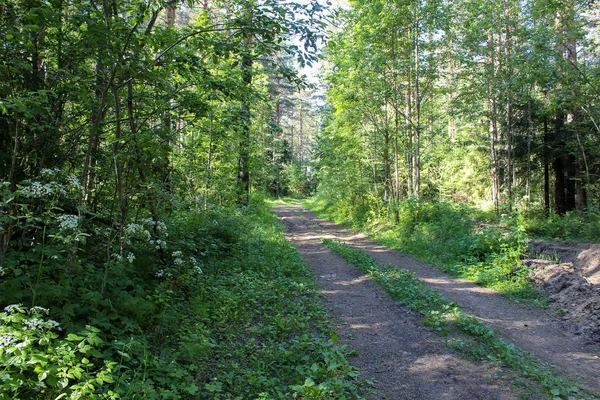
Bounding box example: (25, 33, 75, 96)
(272, 204, 600, 399)
(527, 240, 600, 343)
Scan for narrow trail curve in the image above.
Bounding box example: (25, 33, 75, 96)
(274, 204, 529, 400)
(273, 204, 600, 398)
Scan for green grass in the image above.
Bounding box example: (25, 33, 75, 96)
(522, 207, 600, 243)
(0, 199, 369, 399)
(172, 202, 370, 399)
(305, 197, 546, 307)
(322, 239, 592, 400)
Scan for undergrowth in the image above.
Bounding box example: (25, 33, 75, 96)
(1, 185, 366, 399)
(522, 206, 600, 243)
(322, 239, 589, 400)
(306, 197, 545, 307)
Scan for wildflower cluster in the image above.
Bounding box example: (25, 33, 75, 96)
(125, 223, 152, 242)
(173, 250, 184, 266)
(155, 269, 172, 279)
(154, 251, 203, 279)
(4, 304, 24, 314)
(22, 317, 61, 331)
(57, 214, 79, 230)
(1, 305, 117, 398)
(125, 218, 169, 251)
(0, 332, 17, 348)
(190, 256, 203, 275)
(18, 170, 84, 199)
(1, 305, 62, 346)
(142, 217, 168, 234)
(67, 175, 83, 191)
(20, 181, 64, 198)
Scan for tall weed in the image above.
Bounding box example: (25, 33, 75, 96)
(307, 198, 541, 305)
(523, 206, 600, 242)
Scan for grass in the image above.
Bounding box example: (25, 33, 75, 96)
(0, 198, 369, 399)
(185, 202, 370, 399)
(305, 197, 547, 308)
(522, 207, 600, 243)
(322, 239, 593, 400)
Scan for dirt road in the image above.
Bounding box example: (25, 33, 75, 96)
(273, 203, 600, 399)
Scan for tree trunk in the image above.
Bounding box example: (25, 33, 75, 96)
(553, 110, 567, 215)
(238, 50, 253, 206)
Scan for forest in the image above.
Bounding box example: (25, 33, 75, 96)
(1, 0, 599, 398)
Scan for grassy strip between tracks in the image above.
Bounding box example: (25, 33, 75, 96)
(322, 238, 594, 400)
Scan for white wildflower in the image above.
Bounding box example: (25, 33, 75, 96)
(142, 217, 156, 226)
(125, 223, 142, 235)
(22, 181, 55, 198)
(30, 306, 50, 315)
(174, 258, 183, 266)
(57, 214, 79, 230)
(127, 253, 135, 263)
(154, 269, 172, 278)
(67, 175, 83, 190)
(0, 333, 17, 348)
(40, 168, 60, 176)
(3, 304, 22, 314)
(172, 251, 182, 258)
(23, 318, 44, 331)
(125, 223, 151, 242)
(0, 266, 5, 276)
(45, 319, 60, 330)
(190, 257, 202, 274)
(112, 253, 123, 262)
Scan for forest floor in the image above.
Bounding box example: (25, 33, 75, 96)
(272, 203, 600, 399)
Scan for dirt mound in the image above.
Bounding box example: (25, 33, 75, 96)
(529, 240, 600, 284)
(526, 240, 600, 344)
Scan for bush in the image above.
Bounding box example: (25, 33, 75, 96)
(310, 198, 539, 305)
(394, 199, 475, 263)
(0, 305, 119, 400)
(523, 206, 600, 242)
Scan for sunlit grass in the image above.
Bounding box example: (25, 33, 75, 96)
(305, 197, 545, 307)
(322, 239, 587, 399)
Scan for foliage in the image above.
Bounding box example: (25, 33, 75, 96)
(167, 201, 367, 399)
(522, 207, 600, 242)
(322, 239, 585, 399)
(0, 305, 118, 400)
(0, 193, 367, 398)
(307, 197, 543, 306)
(0, 1, 356, 398)
(317, 0, 600, 220)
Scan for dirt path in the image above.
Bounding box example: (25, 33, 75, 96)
(273, 204, 600, 398)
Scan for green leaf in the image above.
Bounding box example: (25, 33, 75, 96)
(38, 370, 49, 381)
(66, 333, 84, 342)
(46, 374, 58, 387)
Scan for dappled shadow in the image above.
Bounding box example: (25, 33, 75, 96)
(273, 204, 531, 399)
(272, 204, 600, 396)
